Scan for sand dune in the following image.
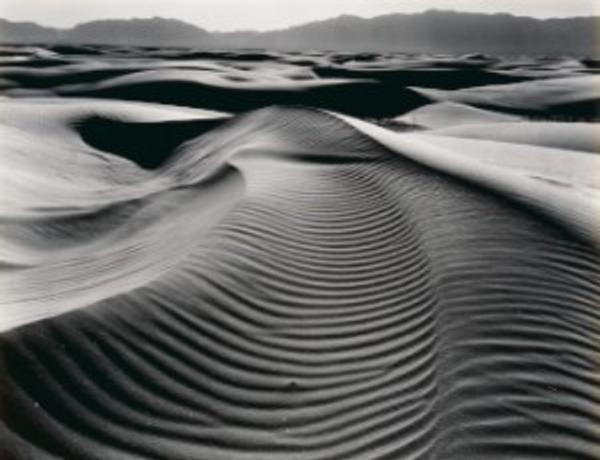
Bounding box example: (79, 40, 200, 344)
(429, 121, 600, 154)
(1, 45, 599, 459)
(411, 75, 600, 120)
(338, 114, 600, 245)
(0, 97, 229, 217)
(394, 101, 522, 129)
(50, 68, 426, 117)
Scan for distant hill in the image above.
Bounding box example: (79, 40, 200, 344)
(0, 17, 216, 48)
(66, 18, 216, 47)
(0, 11, 597, 56)
(0, 18, 60, 43)
(218, 10, 598, 56)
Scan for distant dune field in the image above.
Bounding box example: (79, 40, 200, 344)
(0, 45, 599, 460)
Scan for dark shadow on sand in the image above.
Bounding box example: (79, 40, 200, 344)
(75, 116, 226, 169)
(62, 80, 431, 118)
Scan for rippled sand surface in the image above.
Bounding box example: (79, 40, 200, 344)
(1, 45, 599, 459)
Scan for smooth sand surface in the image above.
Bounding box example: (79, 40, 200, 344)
(411, 75, 600, 119)
(428, 121, 600, 154)
(394, 101, 522, 129)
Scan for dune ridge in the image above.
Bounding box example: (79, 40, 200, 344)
(1, 45, 599, 459)
(1, 101, 599, 459)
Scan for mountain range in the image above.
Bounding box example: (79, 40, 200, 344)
(0, 10, 597, 56)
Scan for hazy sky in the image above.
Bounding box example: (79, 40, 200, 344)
(1, 0, 597, 30)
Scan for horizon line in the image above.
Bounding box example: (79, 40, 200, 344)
(2, 8, 598, 34)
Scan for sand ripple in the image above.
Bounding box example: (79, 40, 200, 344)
(1, 101, 599, 459)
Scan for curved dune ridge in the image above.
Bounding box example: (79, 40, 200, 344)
(427, 121, 600, 154)
(411, 75, 600, 120)
(393, 101, 523, 129)
(1, 100, 600, 459)
(1, 45, 600, 459)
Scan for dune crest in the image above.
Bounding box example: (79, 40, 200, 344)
(337, 113, 600, 245)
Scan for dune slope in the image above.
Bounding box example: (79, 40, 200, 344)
(1, 102, 599, 460)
